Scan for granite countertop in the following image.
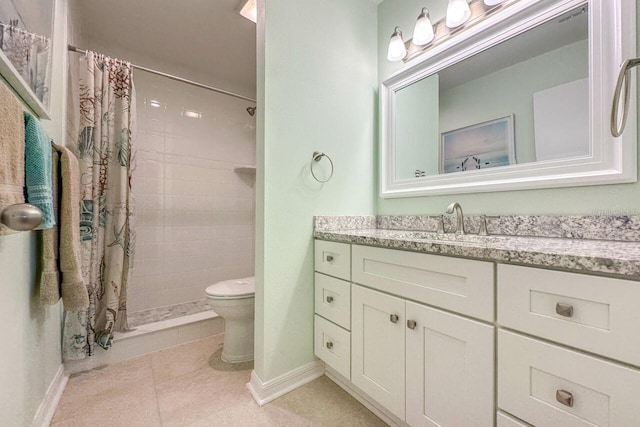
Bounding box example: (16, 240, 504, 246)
(314, 228, 640, 279)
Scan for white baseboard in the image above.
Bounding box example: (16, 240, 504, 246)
(247, 360, 325, 406)
(325, 367, 406, 427)
(32, 364, 68, 427)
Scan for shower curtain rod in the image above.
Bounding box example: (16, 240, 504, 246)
(68, 45, 257, 103)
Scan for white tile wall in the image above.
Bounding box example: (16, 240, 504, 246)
(129, 70, 256, 312)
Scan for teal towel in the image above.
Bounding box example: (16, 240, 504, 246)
(24, 112, 55, 229)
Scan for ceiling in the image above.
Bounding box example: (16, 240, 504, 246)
(72, 0, 256, 96)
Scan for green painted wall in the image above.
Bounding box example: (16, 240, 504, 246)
(396, 74, 439, 179)
(0, 1, 69, 424)
(256, 0, 377, 381)
(440, 40, 587, 165)
(377, 0, 640, 216)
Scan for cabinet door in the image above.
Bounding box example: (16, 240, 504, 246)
(406, 301, 495, 427)
(352, 284, 406, 420)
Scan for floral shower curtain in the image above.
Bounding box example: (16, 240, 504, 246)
(63, 51, 136, 361)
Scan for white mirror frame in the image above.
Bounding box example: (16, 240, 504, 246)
(380, 0, 636, 198)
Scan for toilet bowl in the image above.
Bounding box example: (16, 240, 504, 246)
(205, 277, 255, 363)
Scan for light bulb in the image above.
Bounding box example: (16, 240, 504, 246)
(387, 27, 407, 62)
(413, 8, 435, 46)
(446, 0, 471, 28)
(484, 0, 507, 5)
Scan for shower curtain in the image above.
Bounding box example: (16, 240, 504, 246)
(63, 51, 136, 360)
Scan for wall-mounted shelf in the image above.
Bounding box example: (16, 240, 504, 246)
(0, 49, 50, 119)
(234, 165, 256, 174)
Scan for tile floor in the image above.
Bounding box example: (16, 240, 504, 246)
(51, 335, 387, 426)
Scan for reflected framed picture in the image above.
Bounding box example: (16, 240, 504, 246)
(439, 115, 515, 174)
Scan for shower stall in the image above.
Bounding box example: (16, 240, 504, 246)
(126, 68, 256, 326)
(63, 0, 257, 367)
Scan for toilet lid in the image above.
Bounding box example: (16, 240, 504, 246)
(205, 276, 255, 298)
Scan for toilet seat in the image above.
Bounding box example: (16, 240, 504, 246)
(205, 276, 255, 299)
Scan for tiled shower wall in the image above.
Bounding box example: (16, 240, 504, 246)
(129, 70, 256, 313)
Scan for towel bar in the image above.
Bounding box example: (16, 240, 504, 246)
(1, 203, 43, 231)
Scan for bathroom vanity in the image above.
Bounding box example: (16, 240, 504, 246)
(312, 216, 640, 427)
(317, 0, 640, 424)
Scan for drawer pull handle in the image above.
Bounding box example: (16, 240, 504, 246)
(326, 296, 334, 303)
(326, 255, 334, 262)
(390, 314, 399, 323)
(556, 303, 574, 317)
(556, 390, 574, 407)
(326, 341, 333, 350)
(407, 320, 417, 329)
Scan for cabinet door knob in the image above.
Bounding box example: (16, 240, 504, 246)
(326, 296, 334, 303)
(390, 314, 399, 323)
(556, 303, 574, 317)
(326, 255, 334, 262)
(556, 389, 574, 407)
(407, 320, 417, 329)
(326, 341, 333, 349)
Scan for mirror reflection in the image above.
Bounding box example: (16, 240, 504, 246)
(395, 4, 588, 181)
(0, 0, 53, 106)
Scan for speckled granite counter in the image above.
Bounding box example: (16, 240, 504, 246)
(314, 220, 640, 279)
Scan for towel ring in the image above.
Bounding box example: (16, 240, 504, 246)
(611, 58, 640, 137)
(310, 151, 334, 183)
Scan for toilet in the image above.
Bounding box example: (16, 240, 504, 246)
(205, 276, 255, 363)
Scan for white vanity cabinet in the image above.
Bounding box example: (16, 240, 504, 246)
(405, 301, 494, 427)
(314, 238, 640, 427)
(497, 265, 640, 427)
(350, 284, 495, 426)
(315, 240, 496, 426)
(351, 285, 406, 420)
(313, 240, 353, 380)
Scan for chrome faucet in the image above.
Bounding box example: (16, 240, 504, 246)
(446, 202, 465, 235)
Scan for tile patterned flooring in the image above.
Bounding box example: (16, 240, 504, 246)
(51, 335, 387, 426)
(128, 300, 212, 328)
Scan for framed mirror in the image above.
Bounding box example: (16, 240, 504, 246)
(380, 0, 636, 198)
(0, 0, 54, 118)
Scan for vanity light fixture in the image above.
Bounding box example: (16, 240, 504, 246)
(149, 100, 161, 108)
(387, 0, 516, 63)
(446, 0, 472, 28)
(413, 8, 435, 46)
(236, 0, 257, 23)
(387, 27, 408, 62)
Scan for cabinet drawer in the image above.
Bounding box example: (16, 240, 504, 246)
(314, 315, 350, 380)
(498, 264, 640, 366)
(352, 245, 494, 321)
(498, 330, 640, 427)
(497, 412, 533, 427)
(315, 240, 351, 281)
(315, 273, 350, 330)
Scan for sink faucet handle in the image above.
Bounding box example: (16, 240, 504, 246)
(478, 215, 488, 236)
(436, 215, 445, 234)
